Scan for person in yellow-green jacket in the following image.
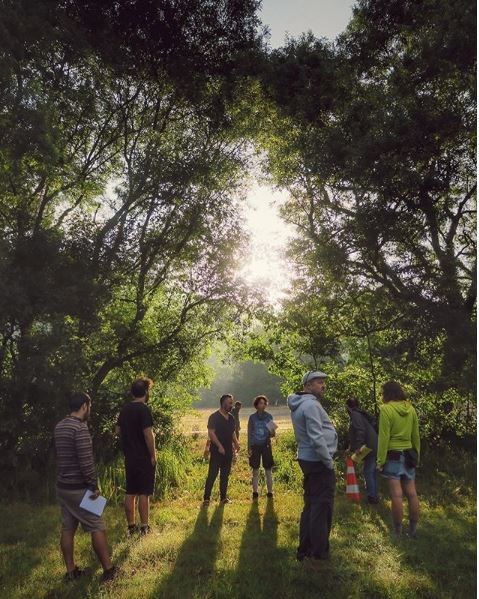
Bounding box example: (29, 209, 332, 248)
(377, 381, 420, 539)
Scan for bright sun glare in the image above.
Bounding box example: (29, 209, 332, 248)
(240, 184, 293, 304)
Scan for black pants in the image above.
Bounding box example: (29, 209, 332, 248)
(203, 452, 232, 501)
(249, 443, 274, 470)
(298, 460, 336, 559)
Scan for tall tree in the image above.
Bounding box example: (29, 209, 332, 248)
(260, 0, 476, 391)
(0, 0, 263, 487)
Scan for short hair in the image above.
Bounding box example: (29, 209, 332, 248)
(69, 391, 91, 411)
(131, 378, 153, 398)
(220, 394, 233, 406)
(253, 395, 268, 408)
(234, 401, 242, 408)
(346, 398, 359, 409)
(382, 381, 407, 402)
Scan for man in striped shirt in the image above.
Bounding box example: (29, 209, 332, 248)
(54, 392, 116, 582)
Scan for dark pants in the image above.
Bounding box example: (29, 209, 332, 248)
(249, 443, 274, 469)
(363, 451, 378, 499)
(203, 452, 232, 501)
(298, 460, 336, 560)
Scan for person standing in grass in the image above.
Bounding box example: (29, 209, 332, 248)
(203, 394, 240, 505)
(377, 381, 420, 539)
(288, 371, 338, 565)
(346, 398, 379, 504)
(230, 400, 242, 463)
(248, 395, 275, 500)
(116, 378, 156, 536)
(54, 392, 116, 583)
(231, 400, 242, 440)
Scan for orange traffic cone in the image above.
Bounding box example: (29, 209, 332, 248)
(345, 457, 361, 502)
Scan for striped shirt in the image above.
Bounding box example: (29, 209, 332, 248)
(54, 416, 97, 490)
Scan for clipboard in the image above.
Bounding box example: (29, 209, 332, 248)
(266, 420, 278, 433)
(79, 490, 107, 516)
(351, 445, 372, 464)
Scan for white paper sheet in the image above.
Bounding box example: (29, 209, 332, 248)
(266, 420, 278, 433)
(79, 490, 107, 516)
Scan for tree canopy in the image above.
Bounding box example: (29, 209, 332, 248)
(0, 0, 475, 492)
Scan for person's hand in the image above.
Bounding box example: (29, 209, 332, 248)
(354, 449, 361, 456)
(235, 445, 240, 453)
(248, 449, 252, 457)
(376, 464, 383, 472)
(151, 456, 157, 467)
(89, 489, 100, 500)
(218, 445, 225, 455)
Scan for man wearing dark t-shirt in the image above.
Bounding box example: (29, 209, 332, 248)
(203, 394, 240, 505)
(116, 378, 156, 535)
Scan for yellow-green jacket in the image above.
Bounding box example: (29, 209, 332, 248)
(377, 401, 420, 466)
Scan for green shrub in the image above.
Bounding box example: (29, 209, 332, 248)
(273, 431, 302, 492)
(98, 433, 193, 502)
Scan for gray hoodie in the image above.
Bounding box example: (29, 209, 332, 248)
(287, 392, 338, 468)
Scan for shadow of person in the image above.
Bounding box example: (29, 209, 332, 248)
(235, 499, 286, 599)
(154, 504, 224, 598)
(263, 497, 278, 546)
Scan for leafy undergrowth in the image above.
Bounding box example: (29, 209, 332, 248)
(0, 436, 475, 599)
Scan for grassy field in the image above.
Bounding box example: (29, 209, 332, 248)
(181, 406, 293, 436)
(0, 433, 476, 599)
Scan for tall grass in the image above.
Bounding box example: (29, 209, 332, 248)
(98, 433, 193, 502)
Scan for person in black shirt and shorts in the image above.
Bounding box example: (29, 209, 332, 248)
(203, 394, 240, 506)
(116, 378, 156, 535)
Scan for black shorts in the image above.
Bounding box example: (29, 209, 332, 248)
(125, 459, 155, 495)
(249, 444, 274, 470)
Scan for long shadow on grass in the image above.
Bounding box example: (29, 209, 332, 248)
(153, 504, 224, 598)
(234, 499, 290, 599)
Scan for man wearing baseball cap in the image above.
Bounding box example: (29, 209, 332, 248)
(287, 371, 338, 565)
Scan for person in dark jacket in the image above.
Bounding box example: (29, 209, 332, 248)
(346, 398, 379, 504)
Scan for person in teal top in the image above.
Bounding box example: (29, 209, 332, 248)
(377, 381, 420, 539)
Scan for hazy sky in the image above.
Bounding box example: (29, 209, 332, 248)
(260, 0, 355, 47)
(242, 1, 355, 302)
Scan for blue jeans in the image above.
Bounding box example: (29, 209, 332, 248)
(363, 452, 378, 499)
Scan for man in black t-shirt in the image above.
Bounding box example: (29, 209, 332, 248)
(203, 394, 240, 505)
(116, 378, 156, 535)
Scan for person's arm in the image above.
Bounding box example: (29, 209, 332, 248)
(247, 415, 253, 454)
(74, 425, 97, 491)
(208, 428, 225, 454)
(268, 414, 276, 437)
(233, 431, 240, 452)
(411, 409, 420, 463)
(140, 405, 156, 466)
(143, 427, 156, 466)
(304, 404, 334, 468)
(376, 408, 390, 467)
(203, 438, 210, 458)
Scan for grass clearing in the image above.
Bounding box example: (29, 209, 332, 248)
(181, 406, 293, 436)
(0, 434, 475, 599)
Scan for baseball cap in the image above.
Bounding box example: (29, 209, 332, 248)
(302, 370, 328, 385)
